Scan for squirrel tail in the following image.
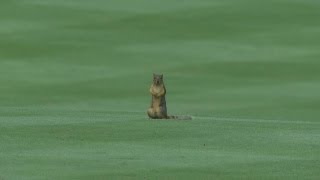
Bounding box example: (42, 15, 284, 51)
(166, 115, 192, 120)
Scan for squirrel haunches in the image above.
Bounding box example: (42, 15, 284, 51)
(147, 74, 191, 120)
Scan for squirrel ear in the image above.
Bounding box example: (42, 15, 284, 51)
(153, 73, 156, 77)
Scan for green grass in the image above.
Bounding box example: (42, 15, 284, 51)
(1, 0, 320, 179)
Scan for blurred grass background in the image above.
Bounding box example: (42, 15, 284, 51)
(0, 0, 319, 179)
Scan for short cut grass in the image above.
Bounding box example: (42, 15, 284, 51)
(0, 0, 320, 179)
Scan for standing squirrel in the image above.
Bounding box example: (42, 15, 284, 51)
(147, 74, 191, 120)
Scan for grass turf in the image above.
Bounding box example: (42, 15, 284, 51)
(1, 0, 320, 179)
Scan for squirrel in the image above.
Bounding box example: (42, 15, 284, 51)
(147, 73, 191, 120)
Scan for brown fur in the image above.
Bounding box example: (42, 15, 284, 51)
(147, 74, 191, 120)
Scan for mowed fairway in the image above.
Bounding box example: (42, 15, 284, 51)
(1, 0, 320, 179)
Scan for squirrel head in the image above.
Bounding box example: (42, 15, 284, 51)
(153, 73, 163, 85)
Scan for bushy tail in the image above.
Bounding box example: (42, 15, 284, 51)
(166, 115, 192, 120)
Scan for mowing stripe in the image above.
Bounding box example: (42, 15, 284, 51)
(196, 116, 320, 125)
(89, 110, 320, 125)
(1, 108, 319, 125)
